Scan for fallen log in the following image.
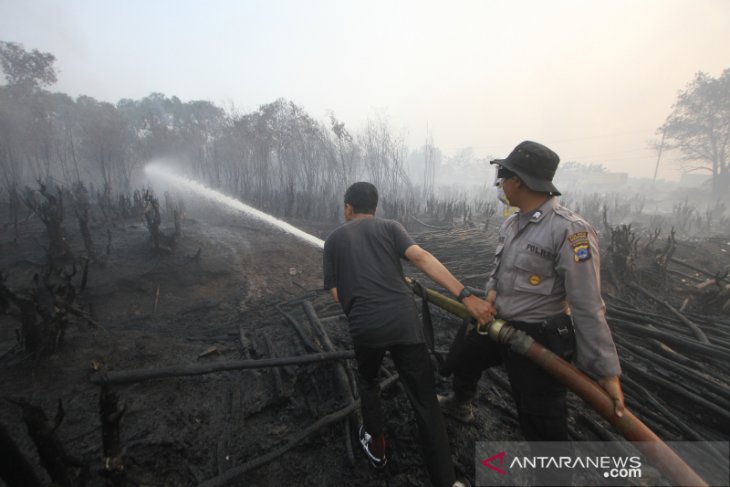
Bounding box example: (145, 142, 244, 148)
(669, 257, 718, 278)
(302, 300, 356, 465)
(628, 283, 709, 343)
(647, 339, 696, 367)
(607, 318, 729, 361)
(620, 360, 730, 426)
(277, 305, 320, 353)
(90, 350, 356, 385)
(620, 375, 717, 447)
(615, 336, 730, 402)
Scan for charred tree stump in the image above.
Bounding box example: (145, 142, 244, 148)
(604, 221, 638, 290)
(23, 182, 73, 265)
(99, 386, 126, 485)
(215, 378, 234, 477)
(0, 421, 44, 487)
(238, 327, 252, 359)
(12, 398, 88, 487)
(0, 271, 75, 357)
(262, 333, 284, 398)
(656, 228, 677, 272)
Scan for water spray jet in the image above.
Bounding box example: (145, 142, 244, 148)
(143, 164, 325, 250)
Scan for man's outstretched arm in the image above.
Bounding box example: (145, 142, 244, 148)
(405, 244, 495, 324)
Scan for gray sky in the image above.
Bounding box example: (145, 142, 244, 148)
(1, 0, 728, 180)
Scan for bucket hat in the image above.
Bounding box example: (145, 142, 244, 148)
(490, 141, 561, 195)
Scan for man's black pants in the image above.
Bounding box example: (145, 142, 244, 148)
(445, 322, 570, 441)
(355, 342, 455, 487)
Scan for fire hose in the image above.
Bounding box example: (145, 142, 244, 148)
(406, 278, 708, 487)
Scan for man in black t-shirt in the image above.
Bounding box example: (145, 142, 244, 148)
(324, 182, 494, 487)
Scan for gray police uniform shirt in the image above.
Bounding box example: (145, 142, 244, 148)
(323, 217, 425, 348)
(486, 197, 621, 378)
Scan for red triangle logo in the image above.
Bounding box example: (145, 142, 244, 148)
(481, 451, 507, 475)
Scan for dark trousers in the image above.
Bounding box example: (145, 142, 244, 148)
(446, 322, 569, 441)
(355, 342, 455, 487)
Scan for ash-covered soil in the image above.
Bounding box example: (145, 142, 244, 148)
(1, 200, 729, 487)
(0, 201, 509, 487)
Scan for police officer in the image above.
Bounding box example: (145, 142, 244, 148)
(439, 140, 624, 442)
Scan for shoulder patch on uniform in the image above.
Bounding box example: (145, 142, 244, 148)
(569, 231, 591, 262)
(553, 204, 582, 223)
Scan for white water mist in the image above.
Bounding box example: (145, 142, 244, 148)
(144, 163, 325, 250)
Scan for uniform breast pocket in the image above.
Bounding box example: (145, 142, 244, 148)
(513, 252, 555, 295)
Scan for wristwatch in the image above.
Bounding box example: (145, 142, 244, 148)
(456, 287, 472, 302)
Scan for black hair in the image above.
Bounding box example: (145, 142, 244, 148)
(344, 182, 378, 214)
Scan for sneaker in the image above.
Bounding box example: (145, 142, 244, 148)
(437, 393, 475, 424)
(358, 425, 387, 469)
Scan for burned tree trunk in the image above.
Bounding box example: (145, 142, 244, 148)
(11, 399, 88, 487)
(0, 421, 44, 487)
(7, 183, 21, 244)
(99, 386, 126, 486)
(72, 182, 96, 262)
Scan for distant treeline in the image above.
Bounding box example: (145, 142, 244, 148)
(0, 91, 417, 220)
(1, 42, 454, 222)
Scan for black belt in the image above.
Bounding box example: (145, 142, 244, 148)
(508, 320, 548, 337)
(508, 314, 575, 360)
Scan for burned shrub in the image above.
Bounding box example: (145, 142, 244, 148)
(606, 223, 639, 281)
(142, 189, 176, 254)
(0, 266, 90, 358)
(22, 181, 73, 266)
(672, 198, 696, 235)
(71, 182, 96, 262)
